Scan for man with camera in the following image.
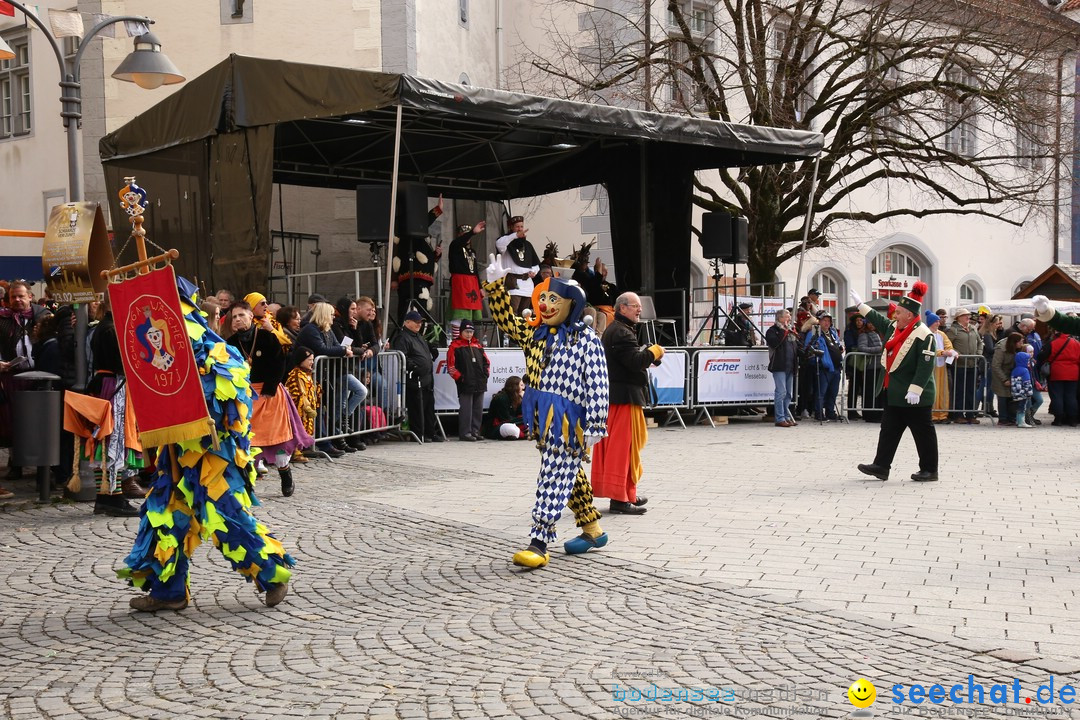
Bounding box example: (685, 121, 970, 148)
(803, 310, 843, 421)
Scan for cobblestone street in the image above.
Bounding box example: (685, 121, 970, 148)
(3, 417, 1080, 718)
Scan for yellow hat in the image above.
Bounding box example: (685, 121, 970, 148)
(977, 304, 991, 316)
(244, 292, 266, 308)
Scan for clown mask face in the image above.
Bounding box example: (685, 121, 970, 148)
(146, 327, 164, 350)
(538, 289, 573, 326)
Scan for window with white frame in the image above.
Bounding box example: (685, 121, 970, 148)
(811, 270, 841, 315)
(1, 32, 32, 139)
(958, 281, 980, 304)
(1015, 88, 1045, 171)
(667, 0, 711, 32)
(866, 45, 902, 139)
(662, 1, 715, 111)
(773, 19, 814, 124)
(943, 66, 977, 156)
(871, 249, 920, 277)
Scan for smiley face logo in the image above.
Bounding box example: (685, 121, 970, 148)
(848, 678, 877, 709)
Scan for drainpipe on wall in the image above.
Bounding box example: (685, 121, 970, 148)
(495, 0, 503, 89)
(1053, 54, 1063, 265)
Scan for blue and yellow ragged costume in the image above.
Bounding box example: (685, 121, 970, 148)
(484, 275, 609, 567)
(118, 277, 295, 602)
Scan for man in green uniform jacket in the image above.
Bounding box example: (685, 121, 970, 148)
(850, 282, 939, 482)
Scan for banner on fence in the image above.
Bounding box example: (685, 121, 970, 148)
(648, 350, 687, 405)
(694, 349, 773, 404)
(434, 348, 527, 412)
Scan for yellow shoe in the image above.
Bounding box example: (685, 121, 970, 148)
(512, 547, 550, 568)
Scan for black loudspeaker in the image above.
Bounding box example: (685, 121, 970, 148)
(356, 182, 430, 241)
(699, 211, 732, 260)
(728, 215, 749, 264)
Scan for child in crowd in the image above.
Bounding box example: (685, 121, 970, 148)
(1010, 349, 1034, 428)
(446, 320, 490, 441)
(285, 347, 321, 459)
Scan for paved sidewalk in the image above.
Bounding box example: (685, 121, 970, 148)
(363, 415, 1080, 663)
(2, 416, 1079, 719)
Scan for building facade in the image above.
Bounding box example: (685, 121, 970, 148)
(2, 0, 1075, 325)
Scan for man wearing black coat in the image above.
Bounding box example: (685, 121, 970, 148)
(392, 310, 440, 442)
(590, 292, 664, 515)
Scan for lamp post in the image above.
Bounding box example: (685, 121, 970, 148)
(0, 2, 184, 389)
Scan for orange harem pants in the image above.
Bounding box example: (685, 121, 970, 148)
(590, 403, 647, 504)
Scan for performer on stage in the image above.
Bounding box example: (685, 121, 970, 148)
(119, 277, 294, 611)
(495, 216, 541, 316)
(447, 221, 486, 340)
(850, 283, 939, 482)
(484, 253, 610, 567)
(392, 196, 444, 321)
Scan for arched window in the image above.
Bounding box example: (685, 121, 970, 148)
(811, 269, 842, 316)
(871, 247, 922, 300)
(1014, 280, 1031, 297)
(959, 281, 981, 304)
(459, 73, 470, 86)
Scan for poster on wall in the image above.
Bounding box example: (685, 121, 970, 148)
(434, 348, 527, 412)
(694, 349, 774, 404)
(647, 350, 687, 405)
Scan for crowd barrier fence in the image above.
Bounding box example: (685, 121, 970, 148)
(310, 350, 413, 451)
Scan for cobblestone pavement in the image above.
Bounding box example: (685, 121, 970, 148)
(3, 416, 1080, 719)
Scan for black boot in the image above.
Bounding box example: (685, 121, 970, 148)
(94, 494, 142, 517)
(279, 467, 294, 497)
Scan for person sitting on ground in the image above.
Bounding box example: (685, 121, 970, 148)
(447, 320, 491, 441)
(483, 376, 528, 440)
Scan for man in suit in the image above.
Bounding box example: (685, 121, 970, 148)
(849, 282, 939, 482)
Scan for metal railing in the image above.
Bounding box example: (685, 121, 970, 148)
(310, 350, 410, 449)
(284, 266, 385, 309)
(842, 352, 989, 421)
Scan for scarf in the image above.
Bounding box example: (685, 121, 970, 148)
(882, 319, 918, 388)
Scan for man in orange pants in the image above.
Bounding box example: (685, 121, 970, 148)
(591, 292, 664, 515)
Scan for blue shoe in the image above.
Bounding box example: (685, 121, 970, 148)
(563, 532, 609, 555)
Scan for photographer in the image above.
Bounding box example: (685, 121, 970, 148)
(766, 309, 799, 427)
(803, 310, 843, 421)
(723, 302, 757, 347)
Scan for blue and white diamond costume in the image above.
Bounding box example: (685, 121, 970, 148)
(484, 260, 609, 567)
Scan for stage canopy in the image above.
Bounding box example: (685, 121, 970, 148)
(99, 54, 823, 306)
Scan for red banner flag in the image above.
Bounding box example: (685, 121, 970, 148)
(107, 264, 212, 447)
(0, 3, 16, 16)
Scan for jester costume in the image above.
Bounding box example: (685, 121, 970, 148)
(484, 271, 610, 568)
(118, 277, 294, 609)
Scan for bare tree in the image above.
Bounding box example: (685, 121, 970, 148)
(512, 0, 1077, 284)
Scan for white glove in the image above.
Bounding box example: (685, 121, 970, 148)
(905, 391, 921, 405)
(484, 253, 509, 283)
(586, 435, 604, 449)
(1032, 295, 1051, 315)
(849, 289, 863, 306)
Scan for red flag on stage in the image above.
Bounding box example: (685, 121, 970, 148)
(107, 264, 212, 447)
(0, 3, 16, 17)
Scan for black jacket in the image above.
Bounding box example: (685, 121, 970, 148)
(602, 312, 655, 406)
(392, 327, 437, 387)
(228, 326, 286, 394)
(448, 233, 480, 276)
(765, 324, 798, 373)
(295, 322, 348, 359)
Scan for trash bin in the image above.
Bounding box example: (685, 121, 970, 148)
(12, 371, 62, 503)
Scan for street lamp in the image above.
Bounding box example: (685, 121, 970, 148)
(0, 1, 185, 388)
